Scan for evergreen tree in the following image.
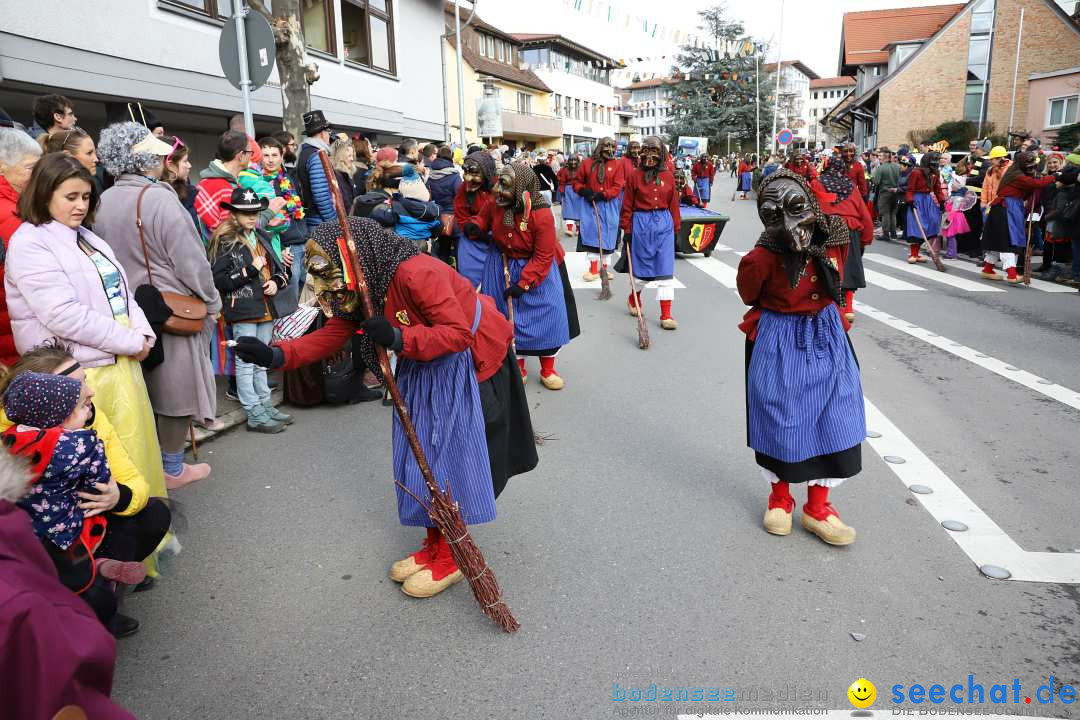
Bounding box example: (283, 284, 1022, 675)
(666, 6, 775, 155)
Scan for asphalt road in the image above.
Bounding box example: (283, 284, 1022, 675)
(113, 173, 1080, 720)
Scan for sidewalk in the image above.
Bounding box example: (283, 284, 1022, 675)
(189, 372, 284, 447)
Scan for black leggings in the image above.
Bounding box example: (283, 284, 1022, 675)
(97, 498, 172, 563)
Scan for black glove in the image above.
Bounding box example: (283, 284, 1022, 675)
(504, 284, 526, 299)
(360, 315, 402, 351)
(462, 222, 483, 240)
(578, 187, 595, 203)
(234, 336, 283, 369)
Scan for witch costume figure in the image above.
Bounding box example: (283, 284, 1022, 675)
(454, 150, 497, 287)
(556, 154, 584, 236)
(617, 136, 681, 330)
(979, 151, 1056, 284)
(691, 153, 715, 204)
(233, 217, 538, 598)
(573, 137, 626, 282)
(904, 151, 946, 264)
(736, 169, 866, 546)
(817, 159, 874, 324)
(466, 161, 580, 390)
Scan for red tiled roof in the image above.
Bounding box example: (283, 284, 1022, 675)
(762, 60, 821, 80)
(841, 4, 964, 67)
(810, 76, 856, 89)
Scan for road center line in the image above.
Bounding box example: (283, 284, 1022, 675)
(855, 300, 1080, 413)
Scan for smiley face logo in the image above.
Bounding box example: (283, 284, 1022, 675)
(847, 678, 876, 708)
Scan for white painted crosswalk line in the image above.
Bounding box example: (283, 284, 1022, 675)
(865, 398, 1080, 583)
(563, 251, 685, 290)
(862, 268, 926, 291)
(685, 256, 739, 289)
(856, 300, 1080, 412)
(941, 258, 1076, 293)
(863, 253, 1006, 292)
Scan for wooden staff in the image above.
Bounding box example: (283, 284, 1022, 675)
(625, 240, 650, 350)
(501, 252, 515, 347)
(316, 150, 518, 633)
(1022, 202, 1036, 286)
(911, 203, 946, 272)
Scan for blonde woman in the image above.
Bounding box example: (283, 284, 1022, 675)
(330, 137, 356, 212)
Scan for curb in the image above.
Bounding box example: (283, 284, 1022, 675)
(189, 387, 285, 447)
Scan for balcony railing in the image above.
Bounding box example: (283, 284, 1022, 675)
(501, 109, 563, 138)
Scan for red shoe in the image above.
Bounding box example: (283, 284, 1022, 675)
(1006, 267, 1021, 284)
(401, 534, 463, 597)
(980, 262, 1001, 280)
(801, 485, 855, 545)
(763, 482, 794, 535)
(389, 528, 440, 582)
(96, 558, 148, 585)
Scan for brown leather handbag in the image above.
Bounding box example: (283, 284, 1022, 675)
(137, 185, 207, 335)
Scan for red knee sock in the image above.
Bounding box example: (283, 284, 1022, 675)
(844, 290, 854, 311)
(768, 481, 793, 512)
(659, 299, 673, 320)
(539, 355, 556, 378)
(1006, 267, 1018, 280)
(804, 484, 837, 521)
(982, 261, 995, 273)
(909, 243, 921, 259)
(588, 259, 598, 275)
(517, 357, 527, 378)
(628, 290, 641, 309)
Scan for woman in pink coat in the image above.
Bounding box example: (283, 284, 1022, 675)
(4, 154, 165, 508)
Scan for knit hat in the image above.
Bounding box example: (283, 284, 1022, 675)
(375, 147, 399, 164)
(398, 163, 430, 201)
(3, 372, 82, 429)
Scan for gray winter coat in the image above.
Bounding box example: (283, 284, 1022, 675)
(95, 175, 222, 422)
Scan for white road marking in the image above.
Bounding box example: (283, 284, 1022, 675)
(942, 258, 1076, 293)
(855, 300, 1080, 412)
(862, 268, 926, 291)
(685, 257, 739, 288)
(865, 398, 1080, 583)
(864, 253, 1006, 292)
(563, 251, 685, 290)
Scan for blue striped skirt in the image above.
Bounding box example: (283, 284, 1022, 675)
(630, 208, 675, 280)
(455, 232, 492, 288)
(905, 192, 942, 238)
(738, 172, 753, 192)
(482, 253, 570, 353)
(695, 177, 711, 203)
(561, 186, 585, 222)
(393, 349, 495, 527)
(747, 306, 866, 463)
(577, 192, 622, 253)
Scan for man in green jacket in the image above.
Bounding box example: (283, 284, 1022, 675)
(871, 149, 901, 239)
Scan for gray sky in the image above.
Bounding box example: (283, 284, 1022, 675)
(473, 0, 963, 82)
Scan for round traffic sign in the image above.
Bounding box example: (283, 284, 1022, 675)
(776, 128, 794, 146)
(219, 11, 276, 91)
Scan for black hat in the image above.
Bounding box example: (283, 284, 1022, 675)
(303, 110, 331, 136)
(219, 186, 268, 213)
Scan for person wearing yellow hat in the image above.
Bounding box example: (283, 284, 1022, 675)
(980, 151, 1056, 283)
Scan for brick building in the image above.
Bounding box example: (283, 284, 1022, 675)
(825, 0, 1080, 150)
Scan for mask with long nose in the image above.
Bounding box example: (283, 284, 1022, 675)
(758, 178, 815, 253)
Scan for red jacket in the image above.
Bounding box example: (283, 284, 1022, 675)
(691, 160, 715, 182)
(679, 184, 702, 207)
(991, 174, 1056, 207)
(847, 160, 869, 199)
(0, 175, 22, 367)
(785, 161, 818, 182)
(452, 184, 493, 230)
(277, 255, 512, 383)
(905, 168, 946, 204)
(619, 169, 681, 234)
(736, 244, 851, 340)
(812, 181, 874, 246)
(556, 167, 575, 193)
(619, 156, 638, 179)
(470, 205, 563, 291)
(572, 158, 626, 200)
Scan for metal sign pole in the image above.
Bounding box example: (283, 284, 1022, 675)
(772, 0, 785, 154)
(234, 0, 255, 137)
(455, 3, 467, 150)
(1007, 7, 1025, 137)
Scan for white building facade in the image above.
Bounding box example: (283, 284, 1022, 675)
(763, 61, 819, 149)
(513, 34, 620, 155)
(0, 0, 445, 165)
(807, 77, 856, 149)
(623, 78, 676, 140)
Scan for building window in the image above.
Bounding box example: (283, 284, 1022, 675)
(159, 0, 233, 19)
(964, 0, 995, 124)
(575, 98, 581, 120)
(564, 96, 571, 117)
(967, 35, 990, 81)
(964, 83, 986, 123)
(341, 0, 394, 72)
(517, 92, 532, 114)
(300, 0, 336, 55)
(486, 35, 495, 58)
(554, 94, 562, 116)
(1048, 96, 1079, 127)
(497, 40, 505, 62)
